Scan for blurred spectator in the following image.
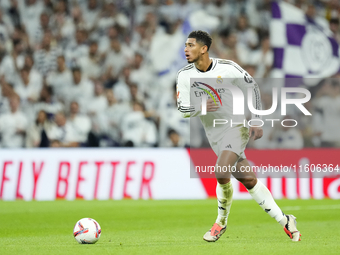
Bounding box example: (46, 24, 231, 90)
(325, 0, 340, 20)
(235, 15, 259, 50)
(64, 67, 94, 111)
(51, 0, 70, 43)
(59, 5, 86, 44)
(149, 18, 183, 93)
(111, 66, 132, 103)
(131, 20, 154, 55)
(0, 81, 15, 114)
(166, 129, 187, 147)
(298, 100, 323, 147)
(34, 85, 63, 117)
(249, 34, 273, 78)
(65, 29, 89, 66)
(98, 25, 119, 54)
(43, 0, 54, 14)
(47, 111, 80, 147)
(0, 50, 12, 83)
(129, 52, 153, 101)
(121, 101, 157, 147)
(95, 89, 131, 146)
(50, 139, 61, 147)
(87, 81, 108, 117)
(7, 0, 21, 28)
(25, 110, 52, 147)
(19, 0, 44, 42)
(0, 40, 24, 84)
(206, 0, 233, 30)
(176, 0, 201, 22)
(305, 3, 329, 31)
(159, 0, 179, 24)
(269, 118, 304, 149)
(129, 83, 144, 103)
(68, 101, 91, 145)
(213, 29, 248, 65)
(12, 25, 30, 50)
(248, 92, 279, 149)
(79, 40, 102, 79)
(104, 38, 132, 81)
(314, 80, 340, 147)
(46, 55, 73, 102)
(95, 2, 129, 36)
(15, 67, 41, 104)
(0, 9, 13, 49)
(158, 84, 189, 146)
(23, 54, 43, 87)
(0, 95, 28, 148)
(135, 0, 157, 25)
(82, 0, 101, 31)
(257, 0, 272, 31)
(0, 0, 11, 11)
(29, 12, 51, 46)
(330, 18, 340, 43)
(34, 32, 60, 76)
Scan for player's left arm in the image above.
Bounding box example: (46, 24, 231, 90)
(236, 71, 263, 140)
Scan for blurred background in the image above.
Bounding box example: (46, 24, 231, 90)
(0, 0, 339, 150)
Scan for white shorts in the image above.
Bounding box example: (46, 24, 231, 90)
(210, 126, 249, 159)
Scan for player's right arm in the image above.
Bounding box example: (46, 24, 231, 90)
(176, 70, 201, 118)
(176, 69, 219, 118)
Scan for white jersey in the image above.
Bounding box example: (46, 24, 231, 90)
(176, 58, 262, 145)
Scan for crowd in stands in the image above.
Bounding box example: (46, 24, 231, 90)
(0, 0, 339, 149)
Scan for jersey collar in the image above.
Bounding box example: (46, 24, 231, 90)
(195, 58, 216, 73)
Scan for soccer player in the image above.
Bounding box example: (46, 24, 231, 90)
(176, 30, 301, 242)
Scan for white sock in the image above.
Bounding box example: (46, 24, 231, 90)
(215, 182, 233, 226)
(247, 180, 287, 227)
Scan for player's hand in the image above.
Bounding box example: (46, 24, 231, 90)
(249, 126, 263, 140)
(206, 98, 219, 112)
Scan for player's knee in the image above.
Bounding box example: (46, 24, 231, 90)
(240, 177, 257, 189)
(215, 166, 231, 181)
(217, 178, 230, 184)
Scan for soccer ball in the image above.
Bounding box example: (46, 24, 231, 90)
(73, 218, 101, 244)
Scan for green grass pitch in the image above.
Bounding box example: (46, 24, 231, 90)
(0, 199, 339, 255)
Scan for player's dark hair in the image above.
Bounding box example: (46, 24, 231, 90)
(188, 30, 212, 51)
